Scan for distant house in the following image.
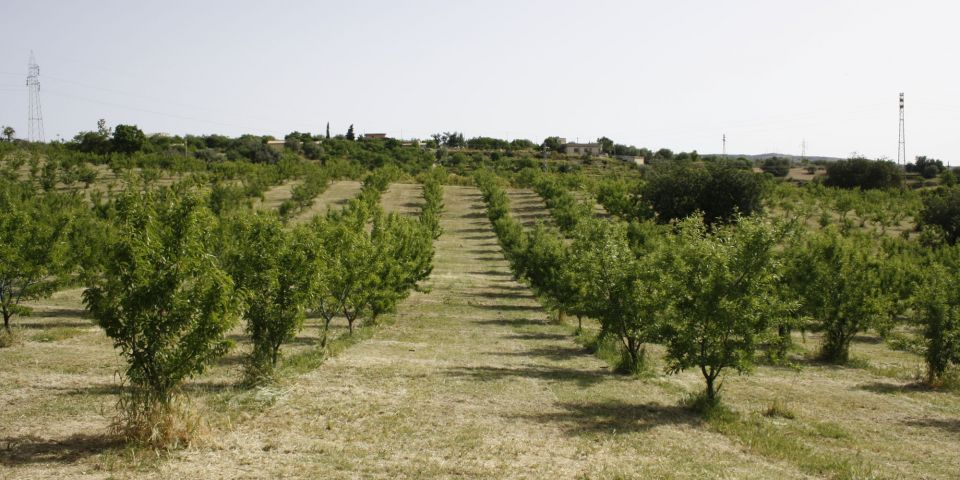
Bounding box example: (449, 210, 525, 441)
(564, 142, 603, 156)
(363, 133, 388, 139)
(266, 139, 285, 151)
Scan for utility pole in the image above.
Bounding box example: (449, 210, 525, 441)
(26, 51, 45, 143)
(897, 92, 906, 165)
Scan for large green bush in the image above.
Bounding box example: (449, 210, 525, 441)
(641, 161, 763, 224)
(824, 158, 903, 190)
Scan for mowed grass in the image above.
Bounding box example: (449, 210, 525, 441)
(254, 179, 302, 211)
(289, 180, 363, 225)
(0, 180, 370, 478)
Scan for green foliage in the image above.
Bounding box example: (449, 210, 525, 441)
(591, 177, 649, 221)
(569, 220, 663, 373)
(226, 135, 281, 164)
(918, 186, 960, 245)
(84, 188, 242, 439)
(906, 156, 944, 178)
(309, 169, 438, 345)
(113, 124, 147, 154)
(914, 254, 960, 384)
(824, 158, 903, 190)
(0, 178, 74, 334)
(659, 215, 787, 401)
(419, 167, 446, 239)
(760, 157, 790, 177)
(279, 165, 331, 219)
(541, 136, 565, 153)
(220, 212, 321, 384)
(642, 161, 764, 225)
(789, 230, 889, 363)
(529, 171, 593, 233)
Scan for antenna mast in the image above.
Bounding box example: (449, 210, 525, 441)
(26, 51, 45, 143)
(722, 134, 727, 158)
(897, 92, 906, 165)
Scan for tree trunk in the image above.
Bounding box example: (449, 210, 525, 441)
(577, 315, 582, 331)
(705, 373, 716, 401)
(320, 317, 332, 348)
(2, 311, 10, 333)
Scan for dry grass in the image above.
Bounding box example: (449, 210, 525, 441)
(289, 180, 363, 225)
(2, 181, 959, 478)
(505, 188, 551, 227)
(254, 180, 302, 211)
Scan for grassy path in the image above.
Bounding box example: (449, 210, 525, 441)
(255, 180, 302, 211)
(289, 180, 363, 225)
(506, 187, 550, 227)
(381, 182, 423, 216)
(153, 185, 802, 479)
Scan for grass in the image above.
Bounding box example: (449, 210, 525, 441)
(28, 326, 87, 343)
(762, 398, 796, 419)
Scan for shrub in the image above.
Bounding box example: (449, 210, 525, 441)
(761, 157, 791, 177)
(641, 161, 763, 224)
(824, 158, 903, 190)
(918, 187, 960, 245)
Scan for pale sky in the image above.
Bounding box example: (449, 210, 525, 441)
(1, 0, 958, 161)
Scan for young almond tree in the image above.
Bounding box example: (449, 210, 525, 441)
(659, 215, 788, 404)
(570, 219, 663, 374)
(914, 260, 960, 385)
(220, 211, 321, 385)
(0, 179, 72, 338)
(790, 229, 889, 363)
(84, 188, 242, 445)
(367, 212, 434, 321)
(312, 217, 378, 342)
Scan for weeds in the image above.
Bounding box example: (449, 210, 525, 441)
(762, 398, 796, 419)
(0, 328, 20, 348)
(112, 389, 206, 449)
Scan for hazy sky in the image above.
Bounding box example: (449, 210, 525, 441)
(1, 1, 958, 160)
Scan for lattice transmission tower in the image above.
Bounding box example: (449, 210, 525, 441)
(897, 92, 906, 165)
(26, 51, 45, 143)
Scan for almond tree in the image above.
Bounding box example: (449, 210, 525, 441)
(0, 179, 71, 337)
(84, 188, 241, 444)
(790, 229, 889, 363)
(914, 259, 960, 385)
(220, 211, 321, 384)
(659, 215, 787, 404)
(569, 219, 663, 374)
